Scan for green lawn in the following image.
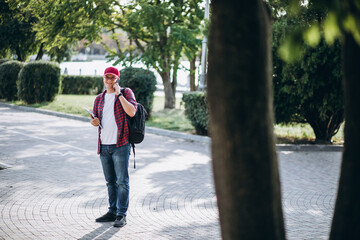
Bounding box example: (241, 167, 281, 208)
(17, 95, 96, 117)
(9, 94, 344, 144)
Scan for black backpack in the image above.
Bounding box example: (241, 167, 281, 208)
(128, 102, 147, 144)
(122, 88, 148, 168)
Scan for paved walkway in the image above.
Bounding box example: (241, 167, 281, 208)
(0, 105, 342, 239)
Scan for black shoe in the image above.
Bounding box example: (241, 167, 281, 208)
(113, 215, 127, 228)
(95, 212, 116, 222)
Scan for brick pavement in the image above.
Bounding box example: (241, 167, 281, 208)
(0, 105, 342, 239)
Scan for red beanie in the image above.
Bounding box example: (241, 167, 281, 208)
(104, 66, 119, 77)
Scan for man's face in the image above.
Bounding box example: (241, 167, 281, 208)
(103, 74, 118, 88)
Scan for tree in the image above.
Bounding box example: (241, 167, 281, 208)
(1, 0, 114, 62)
(183, 18, 208, 92)
(0, 0, 38, 61)
(330, 30, 360, 240)
(324, 1, 360, 238)
(106, 0, 204, 109)
(277, 0, 360, 238)
(32, 0, 114, 61)
(272, 7, 344, 143)
(207, 0, 286, 239)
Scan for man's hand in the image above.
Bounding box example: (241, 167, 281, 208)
(113, 82, 121, 95)
(91, 117, 100, 127)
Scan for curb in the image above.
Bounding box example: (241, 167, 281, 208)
(276, 144, 342, 152)
(0, 162, 11, 170)
(0, 102, 343, 152)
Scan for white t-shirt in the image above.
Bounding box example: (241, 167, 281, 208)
(100, 92, 118, 144)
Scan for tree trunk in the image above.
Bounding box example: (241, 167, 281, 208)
(207, 1, 286, 239)
(160, 71, 175, 109)
(15, 47, 24, 62)
(172, 56, 180, 102)
(330, 33, 360, 239)
(305, 109, 344, 144)
(190, 57, 197, 91)
(35, 43, 44, 60)
(158, 50, 176, 109)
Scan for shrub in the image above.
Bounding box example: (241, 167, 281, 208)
(182, 91, 208, 136)
(0, 60, 24, 100)
(119, 67, 157, 118)
(61, 75, 103, 95)
(272, 12, 344, 143)
(18, 61, 60, 104)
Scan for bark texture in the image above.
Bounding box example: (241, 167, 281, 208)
(161, 72, 175, 109)
(207, 0, 286, 239)
(330, 33, 360, 239)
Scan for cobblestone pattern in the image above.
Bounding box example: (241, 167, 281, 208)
(0, 106, 342, 239)
(278, 151, 341, 240)
(0, 107, 219, 240)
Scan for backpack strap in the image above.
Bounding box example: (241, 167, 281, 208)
(131, 143, 136, 169)
(121, 87, 136, 169)
(120, 88, 126, 96)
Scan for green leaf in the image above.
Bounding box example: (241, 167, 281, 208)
(278, 30, 304, 63)
(343, 13, 360, 44)
(303, 23, 321, 47)
(323, 11, 342, 45)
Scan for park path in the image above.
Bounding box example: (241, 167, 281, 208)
(0, 105, 342, 239)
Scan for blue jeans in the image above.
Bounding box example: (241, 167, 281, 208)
(100, 144, 130, 216)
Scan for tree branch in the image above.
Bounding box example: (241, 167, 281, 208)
(134, 38, 145, 53)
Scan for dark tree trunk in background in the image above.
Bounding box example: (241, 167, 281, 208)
(15, 47, 24, 62)
(207, 0, 286, 239)
(330, 33, 360, 239)
(190, 57, 197, 91)
(171, 56, 180, 102)
(35, 43, 44, 61)
(159, 52, 175, 109)
(305, 109, 344, 143)
(161, 71, 175, 109)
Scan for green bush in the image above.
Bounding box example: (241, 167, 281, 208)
(182, 91, 208, 136)
(61, 75, 103, 95)
(0, 60, 24, 100)
(272, 12, 344, 143)
(119, 67, 157, 118)
(18, 61, 60, 104)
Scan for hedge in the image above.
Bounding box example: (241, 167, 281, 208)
(61, 75, 103, 95)
(0, 59, 10, 65)
(119, 67, 157, 118)
(182, 91, 208, 136)
(18, 61, 60, 104)
(0, 60, 24, 100)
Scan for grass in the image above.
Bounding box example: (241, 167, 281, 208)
(8, 94, 344, 144)
(144, 95, 195, 133)
(13, 95, 96, 117)
(275, 123, 344, 144)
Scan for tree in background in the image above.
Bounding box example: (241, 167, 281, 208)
(106, 0, 204, 109)
(0, 0, 38, 61)
(1, 0, 115, 62)
(272, 6, 344, 143)
(207, 0, 286, 239)
(32, 0, 114, 61)
(183, 17, 208, 92)
(2, 0, 205, 106)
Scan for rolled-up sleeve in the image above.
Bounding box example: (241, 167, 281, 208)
(124, 88, 137, 110)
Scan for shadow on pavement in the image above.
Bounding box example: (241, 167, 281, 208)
(78, 224, 120, 240)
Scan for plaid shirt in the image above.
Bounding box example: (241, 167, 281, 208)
(93, 88, 137, 154)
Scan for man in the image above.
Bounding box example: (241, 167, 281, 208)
(90, 66, 137, 228)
